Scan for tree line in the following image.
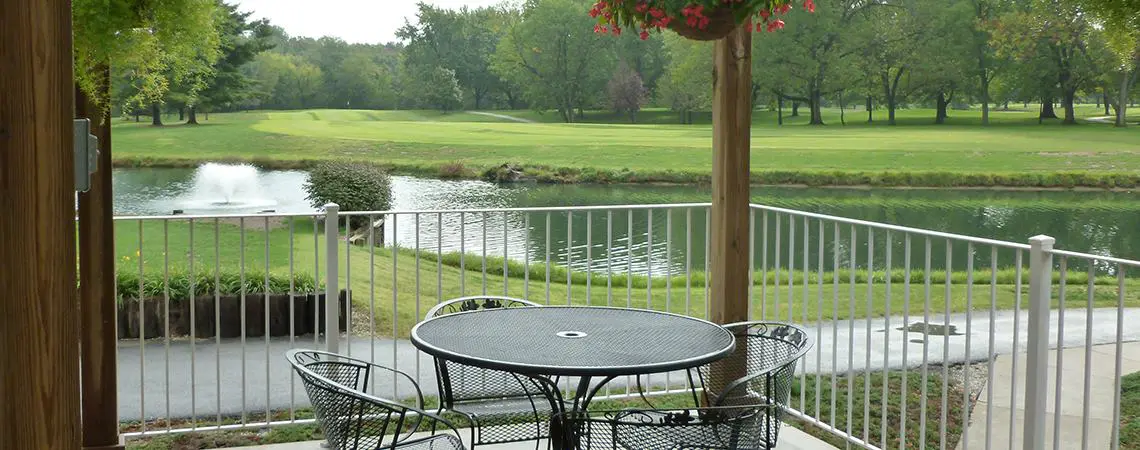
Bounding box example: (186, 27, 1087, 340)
(111, 0, 1140, 127)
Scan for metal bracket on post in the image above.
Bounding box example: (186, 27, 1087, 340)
(74, 118, 99, 192)
(1024, 234, 1055, 450)
(324, 203, 340, 355)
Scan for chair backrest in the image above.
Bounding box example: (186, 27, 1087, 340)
(427, 296, 548, 405)
(288, 350, 423, 449)
(697, 322, 812, 410)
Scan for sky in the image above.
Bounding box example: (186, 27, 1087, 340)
(231, 0, 506, 44)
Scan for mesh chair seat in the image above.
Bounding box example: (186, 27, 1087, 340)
(287, 349, 468, 450)
(568, 322, 812, 450)
(426, 296, 554, 448)
(395, 435, 465, 450)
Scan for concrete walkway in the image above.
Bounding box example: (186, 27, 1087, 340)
(958, 342, 1140, 450)
(118, 308, 1140, 422)
(209, 424, 839, 450)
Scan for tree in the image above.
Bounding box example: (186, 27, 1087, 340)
(329, 52, 396, 109)
(399, 3, 511, 109)
(249, 52, 324, 109)
(189, 1, 276, 123)
(491, 0, 616, 122)
(993, 0, 1104, 124)
(75, 0, 222, 119)
(411, 66, 464, 112)
(967, 0, 1015, 125)
(607, 63, 648, 122)
(1068, 0, 1140, 126)
(753, 0, 869, 125)
(658, 34, 713, 124)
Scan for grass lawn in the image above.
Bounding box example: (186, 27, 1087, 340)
(1120, 371, 1140, 449)
(114, 219, 1140, 338)
(112, 106, 1140, 188)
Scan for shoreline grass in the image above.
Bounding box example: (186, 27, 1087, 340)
(114, 219, 1140, 338)
(111, 107, 1140, 189)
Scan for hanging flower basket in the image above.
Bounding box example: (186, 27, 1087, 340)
(589, 0, 815, 41)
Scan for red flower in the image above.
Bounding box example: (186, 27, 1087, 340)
(804, 0, 816, 13)
(640, 30, 650, 40)
(766, 19, 785, 32)
(612, 25, 622, 35)
(759, 8, 770, 20)
(635, 2, 649, 13)
(777, 4, 792, 14)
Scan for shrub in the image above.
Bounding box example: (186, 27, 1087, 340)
(438, 161, 468, 179)
(303, 161, 392, 218)
(116, 270, 319, 303)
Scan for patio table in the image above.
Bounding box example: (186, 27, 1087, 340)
(410, 306, 736, 450)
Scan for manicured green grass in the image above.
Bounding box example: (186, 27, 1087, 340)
(114, 220, 1140, 337)
(1120, 371, 1140, 449)
(111, 106, 1140, 188)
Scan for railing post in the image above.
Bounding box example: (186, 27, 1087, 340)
(324, 203, 340, 354)
(1024, 235, 1055, 450)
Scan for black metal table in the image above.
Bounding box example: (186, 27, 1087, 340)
(410, 306, 736, 449)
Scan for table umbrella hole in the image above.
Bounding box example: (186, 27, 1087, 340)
(556, 331, 587, 339)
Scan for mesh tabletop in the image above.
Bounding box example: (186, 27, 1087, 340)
(411, 306, 735, 377)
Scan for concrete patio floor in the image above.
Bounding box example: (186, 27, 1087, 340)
(210, 422, 839, 449)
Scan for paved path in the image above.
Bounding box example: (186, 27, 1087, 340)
(118, 308, 1140, 422)
(468, 111, 536, 123)
(957, 342, 1140, 450)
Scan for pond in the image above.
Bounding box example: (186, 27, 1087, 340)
(112, 166, 1140, 273)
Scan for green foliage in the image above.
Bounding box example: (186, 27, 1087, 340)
(77, 0, 222, 111)
(115, 270, 318, 303)
(658, 34, 713, 123)
(406, 66, 464, 112)
(303, 161, 393, 215)
(1119, 371, 1140, 449)
(492, 0, 618, 122)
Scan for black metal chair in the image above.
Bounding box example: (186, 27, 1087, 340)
(564, 322, 812, 450)
(288, 349, 466, 450)
(426, 296, 557, 449)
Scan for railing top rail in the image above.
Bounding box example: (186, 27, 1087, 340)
(335, 202, 713, 216)
(113, 212, 322, 221)
(750, 203, 1033, 250)
(1045, 248, 1140, 268)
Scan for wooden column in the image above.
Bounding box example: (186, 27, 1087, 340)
(709, 25, 752, 326)
(704, 24, 752, 404)
(77, 69, 125, 450)
(0, 0, 82, 449)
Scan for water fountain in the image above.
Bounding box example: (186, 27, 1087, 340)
(178, 163, 279, 213)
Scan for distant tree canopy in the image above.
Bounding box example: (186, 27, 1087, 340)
(97, 0, 1139, 126)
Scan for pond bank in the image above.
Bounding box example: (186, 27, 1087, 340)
(110, 156, 1140, 190)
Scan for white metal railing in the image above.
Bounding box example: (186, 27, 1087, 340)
(110, 202, 1137, 450)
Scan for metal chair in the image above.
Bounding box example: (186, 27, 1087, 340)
(288, 349, 466, 450)
(565, 322, 812, 449)
(426, 296, 556, 449)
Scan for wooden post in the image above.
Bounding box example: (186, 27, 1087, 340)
(77, 68, 125, 450)
(709, 24, 752, 326)
(0, 0, 82, 449)
(706, 24, 752, 403)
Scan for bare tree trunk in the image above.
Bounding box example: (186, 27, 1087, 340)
(178, 108, 184, 121)
(1040, 95, 1058, 119)
(839, 94, 846, 125)
(935, 93, 950, 124)
(866, 96, 873, 123)
(187, 106, 199, 125)
(1118, 69, 1137, 128)
(979, 78, 990, 125)
(151, 103, 163, 126)
(809, 91, 824, 125)
(791, 102, 800, 117)
(1062, 88, 1077, 125)
(777, 97, 784, 125)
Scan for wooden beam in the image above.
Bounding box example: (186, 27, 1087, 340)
(0, 0, 82, 449)
(77, 69, 125, 450)
(709, 24, 752, 326)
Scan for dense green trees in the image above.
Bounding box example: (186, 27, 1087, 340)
(100, 0, 1136, 126)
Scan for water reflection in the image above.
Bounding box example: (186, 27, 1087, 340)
(113, 168, 1140, 274)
